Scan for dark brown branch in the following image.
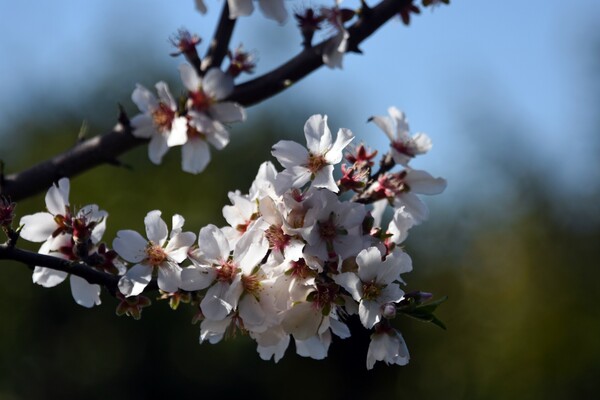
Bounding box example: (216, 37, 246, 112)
(0, 243, 120, 292)
(0, 0, 411, 202)
(202, 1, 236, 73)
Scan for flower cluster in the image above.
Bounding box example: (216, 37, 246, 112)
(18, 110, 445, 369)
(130, 63, 245, 174)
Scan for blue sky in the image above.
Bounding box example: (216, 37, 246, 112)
(1, 0, 599, 208)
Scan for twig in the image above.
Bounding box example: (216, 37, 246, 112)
(202, 1, 236, 73)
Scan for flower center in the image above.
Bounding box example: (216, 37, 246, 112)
(146, 243, 167, 266)
(217, 260, 238, 283)
(189, 90, 213, 112)
(318, 213, 338, 241)
(242, 274, 261, 295)
(306, 153, 328, 174)
(391, 140, 417, 157)
(187, 123, 206, 140)
(362, 281, 382, 301)
(265, 225, 290, 252)
(152, 103, 175, 131)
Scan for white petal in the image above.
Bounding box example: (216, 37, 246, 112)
(32, 266, 68, 287)
(147, 133, 169, 165)
(157, 261, 181, 293)
(356, 247, 384, 283)
(179, 63, 201, 92)
(312, 165, 338, 192)
(281, 301, 322, 340)
(369, 114, 395, 142)
(118, 263, 153, 297)
(70, 275, 101, 308)
(405, 170, 447, 195)
(359, 300, 381, 329)
(45, 178, 70, 215)
(258, 0, 287, 23)
(155, 81, 176, 109)
(209, 102, 246, 123)
(201, 282, 233, 320)
(19, 212, 56, 242)
(180, 265, 216, 291)
(144, 210, 168, 245)
(112, 230, 147, 263)
(325, 127, 354, 165)
(333, 272, 362, 302)
(228, 0, 254, 19)
(131, 84, 158, 113)
(130, 114, 156, 138)
(198, 224, 231, 263)
(271, 140, 309, 169)
(181, 139, 211, 174)
(203, 68, 234, 100)
(165, 231, 196, 262)
(239, 294, 266, 328)
(304, 115, 331, 155)
(166, 117, 189, 147)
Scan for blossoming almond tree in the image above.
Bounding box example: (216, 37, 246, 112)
(0, 0, 450, 370)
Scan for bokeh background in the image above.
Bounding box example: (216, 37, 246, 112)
(1, 1, 599, 398)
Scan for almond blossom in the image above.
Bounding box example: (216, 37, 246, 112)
(130, 82, 188, 165)
(114, 211, 196, 296)
(366, 324, 410, 369)
(272, 114, 353, 194)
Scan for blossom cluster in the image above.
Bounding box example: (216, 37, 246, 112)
(18, 109, 445, 369)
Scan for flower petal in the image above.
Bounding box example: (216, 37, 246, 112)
(70, 275, 101, 308)
(144, 210, 168, 245)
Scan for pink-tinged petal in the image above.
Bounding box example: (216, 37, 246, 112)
(198, 224, 230, 263)
(359, 300, 380, 329)
(157, 261, 181, 293)
(405, 170, 447, 195)
(144, 210, 168, 245)
(180, 265, 216, 291)
(181, 139, 211, 174)
(179, 63, 201, 92)
(148, 133, 169, 165)
(312, 165, 338, 192)
(239, 295, 266, 329)
(45, 178, 70, 215)
(281, 301, 322, 340)
(69, 275, 101, 308)
(166, 117, 189, 147)
(325, 127, 354, 165)
(271, 140, 308, 169)
(227, 0, 253, 19)
(131, 84, 158, 113)
(333, 272, 362, 302)
(369, 114, 395, 142)
(112, 230, 147, 263)
(258, 0, 287, 23)
(155, 81, 176, 110)
(203, 68, 234, 100)
(32, 266, 68, 287)
(19, 212, 56, 242)
(209, 102, 245, 123)
(165, 231, 196, 262)
(118, 263, 153, 297)
(304, 114, 331, 155)
(201, 282, 233, 320)
(130, 114, 156, 138)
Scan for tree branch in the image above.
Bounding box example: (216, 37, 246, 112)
(202, 1, 236, 73)
(0, 0, 410, 202)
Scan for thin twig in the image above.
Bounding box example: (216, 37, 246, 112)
(202, 1, 236, 73)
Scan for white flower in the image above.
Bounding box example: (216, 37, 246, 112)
(114, 211, 196, 296)
(178, 64, 246, 174)
(272, 114, 354, 194)
(334, 247, 411, 328)
(227, 0, 288, 24)
(366, 327, 410, 369)
(130, 82, 188, 165)
(370, 106, 432, 166)
(19, 178, 108, 308)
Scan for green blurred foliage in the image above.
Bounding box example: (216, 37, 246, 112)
(1, 65, 600, 400)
